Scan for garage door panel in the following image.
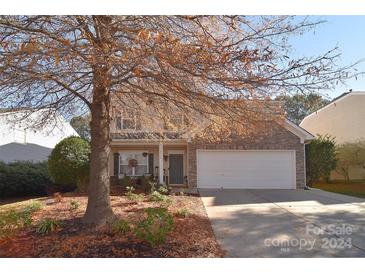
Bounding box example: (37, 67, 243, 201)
(197, 150, 295, 189)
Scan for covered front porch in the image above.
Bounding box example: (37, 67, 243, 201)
(109, 140, 189, 187)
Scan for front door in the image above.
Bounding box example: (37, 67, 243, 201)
(169, 154, 184, 184)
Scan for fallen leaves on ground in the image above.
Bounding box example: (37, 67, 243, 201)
(0, 194, 224, 258)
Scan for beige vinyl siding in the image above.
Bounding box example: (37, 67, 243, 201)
(300, 92, 365, 181)
(300, 92, 365, 144)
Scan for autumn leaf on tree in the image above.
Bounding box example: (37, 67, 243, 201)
(0, 15, 360, 225)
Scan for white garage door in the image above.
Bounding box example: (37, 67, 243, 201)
(197, 150, 296, 189)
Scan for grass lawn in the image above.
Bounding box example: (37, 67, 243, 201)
(0, 192, 224, 258)
(312, 181, 365, 199)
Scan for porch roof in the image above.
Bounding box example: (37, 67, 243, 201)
(111, 132, 188, 145)
(110, 131, 187, 140)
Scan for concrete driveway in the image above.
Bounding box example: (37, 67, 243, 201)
(200, 189, 365, 257)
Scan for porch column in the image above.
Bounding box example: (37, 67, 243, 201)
(159, 142, 164, 185)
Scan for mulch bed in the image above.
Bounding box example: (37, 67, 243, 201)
(0, 193, 225, 258)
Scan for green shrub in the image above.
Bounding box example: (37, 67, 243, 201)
(48, 136, 90, 191)
(0, 161, 7, 173)
(157, 186, 169, 194)
(22, 201, 43, 215)
(19, 202, 42, 226)
(36, 218, 62, 234)
(0, 210, 22, 232)
(126, 185, 135, 194)
(139, 175, 156, 192)
(306, 135, 337, 185)
(125, 186, 145, 202)
(119, 176, 132, 187)
(149, 191, 172, 205)
(0, 201, 42, 237)
(69, 200, 80, 211)
(0, 161, 53, 198)
(120, 175, 156, 193)
(135, 207, 174, 246)
(112, 219, 131, 234)
(20, 201, 42, 226)
(148, 182, 169, 194)
(336, 141, 365, 182)
(149, 191, 165, 202)
(175, 208, 191, 218)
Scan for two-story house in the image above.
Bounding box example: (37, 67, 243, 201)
(108, 101, 314, 190)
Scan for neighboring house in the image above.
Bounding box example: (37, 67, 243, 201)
(300, 90, 365, 180)
(109, 108, 313, 190)
(300, 91, 365, 144)
(0, 109, 78, 163)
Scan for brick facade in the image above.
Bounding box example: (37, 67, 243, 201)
(187, 124, 305, 189)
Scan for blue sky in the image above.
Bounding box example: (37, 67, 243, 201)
(288, 16, 365, 99)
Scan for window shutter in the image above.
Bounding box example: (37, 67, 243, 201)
(113, 153, 120, 176)
(148, 153, 154, 175)
(116, 117, 122, 130)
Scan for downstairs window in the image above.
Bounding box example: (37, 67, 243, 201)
(119, 152, 148, 176)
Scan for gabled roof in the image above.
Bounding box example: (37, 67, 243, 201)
(284, 119, 314, 143)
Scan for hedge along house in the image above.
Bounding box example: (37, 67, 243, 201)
(109, 102, 314, 190)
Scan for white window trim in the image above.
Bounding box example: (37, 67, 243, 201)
(171, 114, 184, 126)
(116, 113, 140, 131)
(119, 151, 149, 177)
(164, 114, 185, 132)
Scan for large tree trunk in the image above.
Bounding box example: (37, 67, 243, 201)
(83, 72, 115, 225)
(82, 16, 116, 225)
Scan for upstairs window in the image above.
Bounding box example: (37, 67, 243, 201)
(163, 114, 185, 130)
(115, 112, 141, 130)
